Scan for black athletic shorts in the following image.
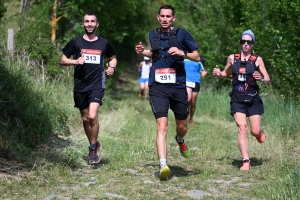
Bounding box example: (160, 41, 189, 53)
(230, 95, 264, 117)
(149, 85, 188, 120)
(74, 88, 105, 110)
(187, 82, 200, 92)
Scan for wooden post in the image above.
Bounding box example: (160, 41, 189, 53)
(7, 29, 14, 55)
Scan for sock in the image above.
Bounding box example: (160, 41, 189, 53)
(159, 158, 166, 168)
(176, 135, 184, 144)
(90, 144, 97, 149)
(243, 158, 250, 163)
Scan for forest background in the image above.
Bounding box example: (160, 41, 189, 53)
(1, 0, 300, 98)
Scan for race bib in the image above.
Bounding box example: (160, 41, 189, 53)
(82, 49, 101, 64)
(238, 67, 246, 82)
(186, 81, 195, 88)
(155, 68, 176, 83)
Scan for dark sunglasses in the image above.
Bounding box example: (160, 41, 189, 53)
(240, 40, 253, 45)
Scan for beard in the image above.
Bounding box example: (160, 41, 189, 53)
(84, 26, 96, 35)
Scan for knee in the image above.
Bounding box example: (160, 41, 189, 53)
(82, 115, 90, 123)
(157, 126, 168, 136)
(89, 114, 98, 123)
(238, 124, 248, 135)
(157, 122, 168, 134)
(82, 114, 97, 123)
(177, 123, 187, 133)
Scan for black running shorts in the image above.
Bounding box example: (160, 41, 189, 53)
(74, 88, 105, 110)
(230, 95, 264, 117)
(187, 82, 200, 92)
(149, 85, 188, 120)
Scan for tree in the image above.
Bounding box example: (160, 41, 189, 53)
(51, 0, 65, 45)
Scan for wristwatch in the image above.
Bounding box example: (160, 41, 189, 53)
(183, 50, 187, 58)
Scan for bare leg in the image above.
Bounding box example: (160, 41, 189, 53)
(175, 118, 188, 138)
(156, 117, 168, 160)
(249, 114, 262, 137)
(233, 112, 250, 170)
(186, 87, 192, 120)
(139, 82, 145, 98)
(144, 81, 149, 99)
(80, 102, 100, 145)
(189, 91, 198, 125)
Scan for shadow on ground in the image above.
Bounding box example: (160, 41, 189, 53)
(146, 163, 201, 179)
(232, 157, 267, 169)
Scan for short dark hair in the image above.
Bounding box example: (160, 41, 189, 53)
(83, 12, 98, 22)
(158, 5, 175, 16)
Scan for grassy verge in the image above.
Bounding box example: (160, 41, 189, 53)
(0, 57, 300, 199)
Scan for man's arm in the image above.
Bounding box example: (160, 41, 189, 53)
(186, 50, 200, 62)
(201, 70, 207, 77)
(168, 47, 200, 62)
(138, 61, 143, 72)
(108, 55, 117, 68)
(60, 54, 84, 66)
(135, 42, 152, 58)
(105, 55, 117, 76)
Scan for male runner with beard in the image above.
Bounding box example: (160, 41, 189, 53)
(135, 5, 200, 179)
(60, 12, 117, 164)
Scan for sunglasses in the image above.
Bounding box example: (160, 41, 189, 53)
(240, 40, 253, 45)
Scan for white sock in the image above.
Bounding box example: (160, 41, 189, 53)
(243, 158, 250, 162)
(176, 135, 184, 143)
(159, 158, 166, 168)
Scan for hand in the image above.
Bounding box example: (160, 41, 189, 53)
(212, 65, 221, 77)
(201, 70, 208, 77)
(105, 63, 115, 76)
(252, 71, 263, 81)
(168, 47, 184, 57)
(135, 42, 144, 54)
(76, 53, 85, 65)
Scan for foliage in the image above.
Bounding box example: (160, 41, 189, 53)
(0, 0, 6, 19)
(167, 0, 300, 99)
(13, 0, 62, 78)
(0, 53, 69, 157)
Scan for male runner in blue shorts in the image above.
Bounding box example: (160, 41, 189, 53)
(135, 5, 200, 179)
(138, 56, 151, 99)
(60, 12, 117, 165)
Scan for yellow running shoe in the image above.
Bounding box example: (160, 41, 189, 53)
(159, 165, 171, 179)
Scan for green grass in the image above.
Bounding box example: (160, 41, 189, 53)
(1, 55, 300, 199)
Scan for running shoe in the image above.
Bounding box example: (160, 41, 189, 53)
(175, 135, 190, 158)
(87, 142, 101, 165)
(159, 165, 171, 179)
(256, 130, 265, 143)
(240, 159, 250, 171)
